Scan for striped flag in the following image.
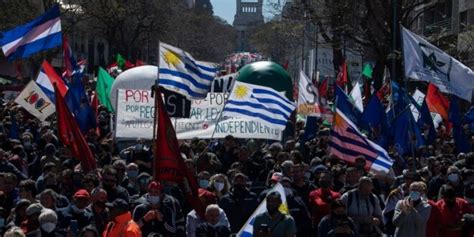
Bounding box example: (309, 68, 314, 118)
(223, 81, 296, 130)
(36, 60, 68, 103)
(329, 109, 393, 173)
(236, 183, 288, 237)
(0, 5, 62, 61)
(159, 42, 217, 99)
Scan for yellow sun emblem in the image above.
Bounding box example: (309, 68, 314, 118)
(234, 84, 249, 99)
(163, 50, 181, 67)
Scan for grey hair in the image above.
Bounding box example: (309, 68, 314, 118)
(113, 159, 127, 167)
(4, 227, 25, 237)
(39, 208, 57, 224)
(205, 204, 220, 214)
(39, 189, 57, 200)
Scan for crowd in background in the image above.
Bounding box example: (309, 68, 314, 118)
(0, 100, 473, 237)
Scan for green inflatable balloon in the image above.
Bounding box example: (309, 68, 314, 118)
(236, 61, 293, 100)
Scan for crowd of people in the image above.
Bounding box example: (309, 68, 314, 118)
(0, 100, 473, 237)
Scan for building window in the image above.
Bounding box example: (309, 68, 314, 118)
(460, 10, 467, 32)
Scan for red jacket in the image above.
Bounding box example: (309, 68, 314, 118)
(102, 212, 141, 237)
(309, 188, 341, 225)
(426, 199, 442, 237)
(436, 198, 472, 237)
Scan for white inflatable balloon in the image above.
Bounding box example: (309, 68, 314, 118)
(110, 65, 158, 111)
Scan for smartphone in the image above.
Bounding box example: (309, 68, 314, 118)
(70, 219, 78, 234)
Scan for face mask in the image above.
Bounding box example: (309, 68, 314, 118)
(448, 173, 460, 184)
(214, 182, 225, 192)
(199, 179, 209, 189)
(127, 170, 139, 179)
(409, 191, 421, 201)
(148, 195, 160, 205)
(41, 222, 56, 233)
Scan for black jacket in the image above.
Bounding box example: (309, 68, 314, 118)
(219, 189, 258, 233)
(196, 223, 231, 237)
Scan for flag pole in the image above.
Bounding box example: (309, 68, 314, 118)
(152, 41, 161, 180)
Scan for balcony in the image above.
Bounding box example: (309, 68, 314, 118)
(425, 18, 453, 35)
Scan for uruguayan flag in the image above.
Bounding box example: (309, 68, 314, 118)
(159, 42, 217, 99)
(0, 5, 62, 61)
(237, 183, 288, 237)
(223, 81, 296, 130)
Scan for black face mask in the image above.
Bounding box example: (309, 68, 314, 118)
(233, 184, 246, 195)
(319, 180, 330, 189)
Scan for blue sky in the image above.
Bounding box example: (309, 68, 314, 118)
(210, 0, 282, 25)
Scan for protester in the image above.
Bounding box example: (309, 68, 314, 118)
(437, 184, 473, 237)
(317, 199, 356, 237)
(392, 181, 431, 237)
(252, 191, 296, 237)
(195, 204, 231, 237)
(102, 199, 141, 237)
(26, 208, 63, 237)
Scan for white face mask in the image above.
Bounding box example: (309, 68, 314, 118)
(214, 182, 225, 192)
(148, 195, 160, 205)
(41, 222, 56, 233)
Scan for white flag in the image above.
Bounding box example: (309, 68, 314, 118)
(402, 26, 474, 101)
(236, 183, 288, 237)
(350, 81, 364, 112)
(297, 70, 321, 117)
(14, 81, 55, 121)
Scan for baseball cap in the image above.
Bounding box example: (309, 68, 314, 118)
(271, 172, 283, 182)
(74, 189, 91, 199)
(148, 181, 163, 191)
(105, 198, 128, 210)
(26, 203, 44, 216)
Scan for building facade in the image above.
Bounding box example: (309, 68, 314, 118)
(233, 0, 265, 52)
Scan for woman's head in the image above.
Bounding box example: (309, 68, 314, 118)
(209, 174, 230, 195)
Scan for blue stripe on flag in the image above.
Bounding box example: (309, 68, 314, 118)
(329, 140, 392, 169)
(226, 100, 291, 120)
(159, 79, 207, 98)
(184, 63, 214, 81)
(0, 5, 60, 45)
(224, 107, 288, 126)
(160, 68, 211, 90)
(6, 32, 62, 61)
(240, 231, 253, 237)
(251, 95, 294, 114)
(197, 64, 217, 73)
(253, 88, 293, 105)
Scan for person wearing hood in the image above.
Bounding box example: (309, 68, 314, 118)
(56, 189, 93, 232)
(132, 181, 186, 237)
(219, 173, 258, 233)
(102, 199, 141, 237)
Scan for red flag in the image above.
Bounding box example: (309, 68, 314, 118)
(426, 83, 449, 120)
(319, 77, 328, 98)
(135, 59, 146, 66)
(153, 87, 203, 216)
(336, 59, 348, 88)
(55, 84, 97, 172)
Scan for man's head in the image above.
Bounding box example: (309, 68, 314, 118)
(358, 176, 373, 197)
(126, 163, 139, 180)
(345, 167, 360, 186)
(91, 188, 107, 213)
(330, 199, 347, 216)
(205, 204, 220, 226)
(232, 173, 248, 194)
(354, 156, 366, 171)
(441, 184, 457, 207)
(447, 166, 461, 185)
(112, 159, 127, 182)
(266, 191, 282, 216)
(147, 181, 163, 206)
(19, 179, 36, 200)
(292, 163, 305, 182)
(106, 199, 129, 219)
(39, 208, 57, 233)
(73, 189, 91, 210)
(318, 171, 332, 189)
(26, 203, 43, 228)
(409, 181, 427, 201)
(101, 166, 118, 190)
(39, 189, 57, 209)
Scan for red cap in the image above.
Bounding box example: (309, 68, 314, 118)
(148, 181, 163, 191)
(74, 189, 90, 199)
(198, 188, 217, 202)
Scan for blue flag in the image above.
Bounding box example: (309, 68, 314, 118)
(449, 96, 470, 153)
(361, 95, 389, 148)
(335, 85, 361, 125)
(303, 116, 319, 141)
(65, 72, 96, 133)
(392, 109, 425, 155)
(9, 112, 19, 139)
(417, 100, 437, 145)
(390, 81, 411, 118)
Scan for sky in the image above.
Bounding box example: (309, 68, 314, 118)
(210, 0, 282, 25)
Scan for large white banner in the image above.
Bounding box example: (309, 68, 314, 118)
(175, 93, 282, 140)
(115, 89, 155, 139)
(115, 90, 282, 140)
